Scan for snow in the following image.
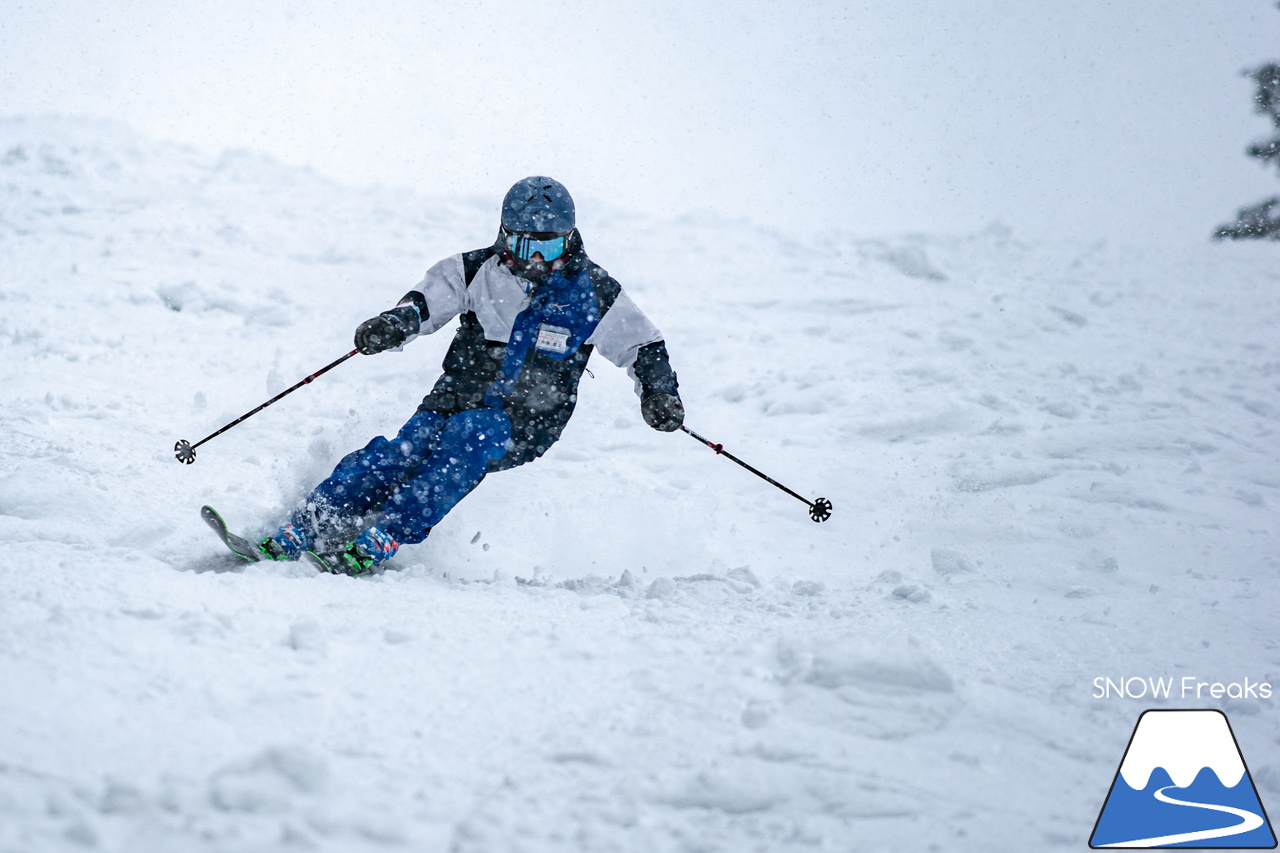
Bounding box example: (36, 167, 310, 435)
(1, 116, 1279, 851)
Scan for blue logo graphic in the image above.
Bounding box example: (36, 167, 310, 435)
(1091, 709, 1276, 848)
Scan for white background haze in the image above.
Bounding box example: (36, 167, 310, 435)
(3, 0, 1279, 242)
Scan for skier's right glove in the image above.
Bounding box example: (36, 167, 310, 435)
(355, 314, 408, 355)
(641, 393, 685, 432)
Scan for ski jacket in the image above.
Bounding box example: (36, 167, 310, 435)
(383, 241, 679, 471)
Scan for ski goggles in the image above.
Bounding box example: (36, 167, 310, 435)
(505, 229, 567, 262)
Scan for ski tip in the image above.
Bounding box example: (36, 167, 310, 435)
(201, 506, 264, 563)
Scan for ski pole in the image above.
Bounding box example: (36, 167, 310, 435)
(174, 349, 359, 464)
(680, 425, 833, 523)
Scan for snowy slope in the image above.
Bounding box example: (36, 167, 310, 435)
(1, 116, 1278, 852)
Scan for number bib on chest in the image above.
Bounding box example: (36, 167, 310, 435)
(535, 323, 571, 355)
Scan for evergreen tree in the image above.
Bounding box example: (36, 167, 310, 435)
(1215, 61, 1280, 240)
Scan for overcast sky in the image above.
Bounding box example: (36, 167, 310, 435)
(3, 0, 1278, 244)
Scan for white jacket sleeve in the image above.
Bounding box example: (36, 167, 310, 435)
(584, 290, 666, 395)
(405, 254, 472, 337)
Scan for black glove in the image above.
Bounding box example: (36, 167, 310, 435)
(354, 315, 407, 355)
(641, 393, 685, 432)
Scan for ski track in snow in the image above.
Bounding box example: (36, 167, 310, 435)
(1, 116, 1279, 851)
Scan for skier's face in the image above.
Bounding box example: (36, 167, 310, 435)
(505, 251, 550, 282)
(502, 227, 568, 280)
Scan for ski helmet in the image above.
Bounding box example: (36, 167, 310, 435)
(502, 176, 575, 235)
(499, 176, 579, 279)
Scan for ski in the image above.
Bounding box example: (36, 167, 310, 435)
(301, 550, 376, 577)
(200, 505, 263, 562)
(202, 507, 360, 574)
(300, 550, 335, 573)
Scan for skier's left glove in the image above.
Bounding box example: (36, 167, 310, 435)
(355, 314, 408, 355)
(641, 393, 685, 432)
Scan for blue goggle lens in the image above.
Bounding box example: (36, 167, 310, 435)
(508, 232, 566, 262)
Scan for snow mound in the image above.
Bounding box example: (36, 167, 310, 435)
(1, 117, 1278, 851)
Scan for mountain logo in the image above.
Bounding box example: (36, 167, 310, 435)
(1090, 709, 1276, 848)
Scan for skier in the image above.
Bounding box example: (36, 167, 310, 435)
(255, 176, 684, 574)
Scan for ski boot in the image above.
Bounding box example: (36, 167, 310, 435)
(304, 527, 399, 576)
(258, 523, 311, 562)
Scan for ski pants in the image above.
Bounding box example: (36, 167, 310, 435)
(293, 408, 511, 545)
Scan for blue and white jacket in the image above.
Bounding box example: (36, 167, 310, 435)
(382, 240, 679, 470)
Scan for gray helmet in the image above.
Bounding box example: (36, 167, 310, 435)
(502, 176, 575, 235)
